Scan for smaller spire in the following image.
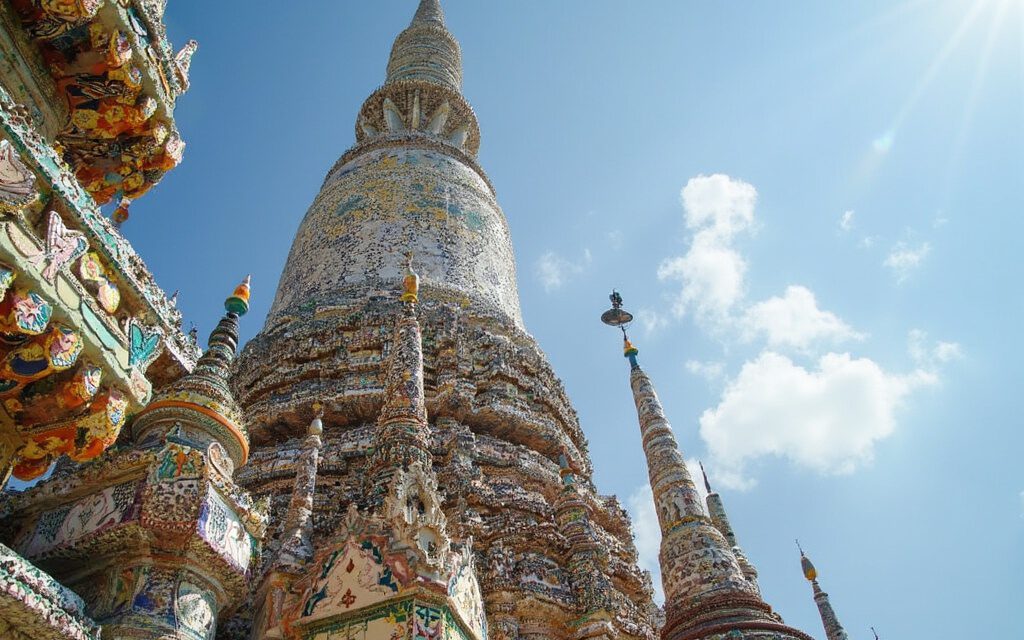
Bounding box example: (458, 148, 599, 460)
(704, 462, 760, 592)
(132, 276, 253, 468)
(273, 403, 325, 572)
(367, 281, 431, 501)
(699, 460, 712, 494)
(797, 544, 849, 640)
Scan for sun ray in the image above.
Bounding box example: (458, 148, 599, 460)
(885, 0, 989, 144)
(853, 0, 991, 186)
(941, 0, 1011, 204)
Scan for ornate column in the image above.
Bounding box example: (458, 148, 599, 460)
(601, 291, 813, 640)
(554, 452, 617, 640)
(252, 408, 323, 640)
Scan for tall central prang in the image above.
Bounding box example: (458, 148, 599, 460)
(232, 1, 658, 638)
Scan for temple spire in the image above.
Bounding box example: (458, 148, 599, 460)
(131, 276, 253, 470)
(190, 274, 250, 382)
(600, 291, 813, 640)
(799, 545, 850, 640)
(412, 0, 445, 26)
(386, 0, 462, 90)
(701, 461, 761, 594)
(272, 406, 324, 572)
(368, 255, 432, 501)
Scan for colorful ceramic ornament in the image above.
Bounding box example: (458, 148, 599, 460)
(0, 139, 38, 212)
(78, 251, 105, 283)
(78, 251, 120, 313)
(96, 277, 120, 313)
(128, 317, 162, 368)
(224, 275, 251, 316)
(28, 211, 89, 283)
(0, 288, 52, 335)
(0, 324, 82, 396)
(15, 362, 102, 424)
(0, 263, 15, 301)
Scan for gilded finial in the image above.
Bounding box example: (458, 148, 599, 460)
(309, 401, 324, 436)
(623, 333, 639, 358)
(400, 252, 419, 303)
(797, 540, 817, 581)
(224, 275, 251, 316)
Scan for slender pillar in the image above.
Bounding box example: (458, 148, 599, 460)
(619, 333, 812, 640)
(366, 256, 433, 506)
(701, 462, 761, 594)
(252, 409, 323, 640)
(800, 548, 849, 640)
(554, 452, 616, 639)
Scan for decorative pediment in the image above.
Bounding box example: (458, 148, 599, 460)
(293, 534, 414, 626)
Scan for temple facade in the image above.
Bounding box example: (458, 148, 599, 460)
(0, 2, 852, 640)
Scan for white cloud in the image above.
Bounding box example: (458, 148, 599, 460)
(884, 242, 931, 283)
(658, 175, 758, 323)
(686, 359, 726, 382)
(839, 210, 855, 232)
(908, 329, 963, 368)
(627, 484, 664, 604)
(650, 173, 962, 488)
(534, 249, 592, 293)
(681, 173, 758, 236)
(699, 351, 937, 488)
(658, 232, 748, 320)
(606, 229, 624, 250)
(740, 286, 864, 351)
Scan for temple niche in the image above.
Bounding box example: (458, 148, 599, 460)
(0, 2, 846, 640)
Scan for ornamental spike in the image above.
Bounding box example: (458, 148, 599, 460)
(225, 275, 251, 316)
(400, 252, 419, 304)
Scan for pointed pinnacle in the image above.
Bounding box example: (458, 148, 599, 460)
(699, 460, 712, 493)
(412, 0, 445, 26)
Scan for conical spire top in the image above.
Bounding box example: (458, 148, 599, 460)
(386, 0, 463, 90)
(412, 0, 445, 26)
(798, 540, 818, 581)
(700, 460, 713, 494)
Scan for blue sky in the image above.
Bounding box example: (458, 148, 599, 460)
(120, 1, 1021, 637)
